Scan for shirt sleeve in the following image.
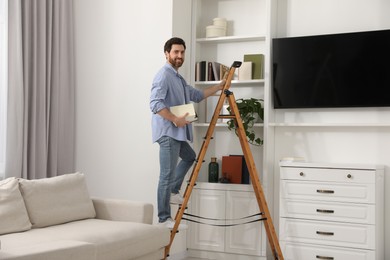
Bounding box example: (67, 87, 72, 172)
(187, 83, 204, 103)
(150, 77, 167, 114)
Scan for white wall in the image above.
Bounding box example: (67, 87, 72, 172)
(73, 0, 172, 209)
(274, 0, 390, 258)
(73, 0, 390, 258)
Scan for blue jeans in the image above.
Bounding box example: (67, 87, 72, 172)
(157, 136, 196, 223)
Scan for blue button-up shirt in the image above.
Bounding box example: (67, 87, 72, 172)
(150, 63, 204, 143)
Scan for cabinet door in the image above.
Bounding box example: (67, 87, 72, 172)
(225, 190, 263, 256)
(188, 189, 226, 252)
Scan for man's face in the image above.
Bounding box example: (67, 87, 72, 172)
(165, 44, 185, 69)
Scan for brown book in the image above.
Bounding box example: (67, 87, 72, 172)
(220, 64, 229, 80)
(208, 62, 215, 81)
(211, 61, 221, 80)
(222, 156, 242, 184)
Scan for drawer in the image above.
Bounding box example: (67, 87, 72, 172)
(280, 167, 375, 184)
(280, 199, 375, 224)
(279, 218, 375, 249)
(281, 242, 375, 260)
(280, 180, 375, 203)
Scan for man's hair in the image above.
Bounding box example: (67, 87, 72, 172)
(164, 37, 186, 53)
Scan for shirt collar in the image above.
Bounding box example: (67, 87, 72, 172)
(165, 63, 183, 79)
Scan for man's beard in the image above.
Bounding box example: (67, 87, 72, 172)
(169, 57, 183, 68)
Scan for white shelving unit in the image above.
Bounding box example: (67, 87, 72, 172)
(189, 0, 271, 182)
(180, 0, 277, 258)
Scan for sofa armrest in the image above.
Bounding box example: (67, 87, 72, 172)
(92, 198, 153, 224)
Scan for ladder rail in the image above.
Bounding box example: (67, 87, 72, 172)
(164, 61, 284, 260)
(226, 91, 283, 259)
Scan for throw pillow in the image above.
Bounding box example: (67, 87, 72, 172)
(18, 172, 96, 228)
(0, 177, 32, 235)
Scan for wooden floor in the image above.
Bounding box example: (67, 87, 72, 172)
(168, 256, 202, 260)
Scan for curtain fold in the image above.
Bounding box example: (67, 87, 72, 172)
(6, 0, 75, 179)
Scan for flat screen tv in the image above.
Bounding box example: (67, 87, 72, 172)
(272, 29, 390, 109)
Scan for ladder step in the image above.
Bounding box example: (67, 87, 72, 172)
(218, 115, 235, 119)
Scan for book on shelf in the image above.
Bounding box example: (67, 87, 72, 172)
(195, 61, 206, 81)
(230, 155, 250, 184)
(238, 61, 252, 81)
(207, 62, 215, 81)
(222, 155, 242, 184)
(195, 61, 229, 82)
(243, 54, 264, 79)
(170, 103, 198, 122)
(211, 62, 221, 80)
(220, 64, 229, 80)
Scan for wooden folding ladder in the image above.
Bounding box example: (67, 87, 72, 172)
(164, 61, 284, 260)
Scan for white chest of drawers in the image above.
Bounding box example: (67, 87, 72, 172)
(279, 162, 384, 260)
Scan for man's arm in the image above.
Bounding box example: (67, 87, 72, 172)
(157, 108, 189, 128)
(202, 80, 226, 99)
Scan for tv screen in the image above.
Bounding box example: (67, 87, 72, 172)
(272, 29, 390, 109)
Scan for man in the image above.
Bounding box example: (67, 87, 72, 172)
(150, 37, 225, 229)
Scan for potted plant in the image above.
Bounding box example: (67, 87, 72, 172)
(226, 98, 264, 146)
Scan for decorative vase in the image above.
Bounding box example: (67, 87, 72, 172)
(208, 157, 219, 183)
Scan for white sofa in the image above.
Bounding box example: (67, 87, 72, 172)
(0, 172, 170, 260)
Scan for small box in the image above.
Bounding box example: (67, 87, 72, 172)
(206, 25, 226, 38)
(213, 17, 227, 28)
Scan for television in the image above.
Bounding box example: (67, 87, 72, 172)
(272, 29, 390, 109)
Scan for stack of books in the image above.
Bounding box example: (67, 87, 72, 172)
(195, 61, 229, 82)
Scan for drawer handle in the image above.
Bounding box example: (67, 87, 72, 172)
(317, 189, 334, 194)
(347, 173, 352, 178)
(316, 209, 334, 214)
(299, 172, 304, 176)
(316, 256, 334, 260)
(316, 231, 334, 236)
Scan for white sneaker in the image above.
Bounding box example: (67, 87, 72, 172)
(170, 193, 185, 205)
(159, 218, 188, 230)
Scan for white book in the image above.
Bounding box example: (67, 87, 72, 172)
(170, 103, 198, 122)
(238, 61, 252, 80)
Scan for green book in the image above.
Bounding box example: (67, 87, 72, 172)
(243, 54, 264, 79)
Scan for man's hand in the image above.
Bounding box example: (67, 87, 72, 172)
(173, 113, 189, 127)
(218, 79, 226, 90)
(203, 79, 227, 99)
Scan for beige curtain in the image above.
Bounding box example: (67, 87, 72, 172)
(6, 0, 75, 179)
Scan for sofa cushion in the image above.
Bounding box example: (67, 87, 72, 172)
(0, 240, 96, 260)
(0, 219, 170, 260)
(0, 177, 32, 235)
(18, 172, 96, 228)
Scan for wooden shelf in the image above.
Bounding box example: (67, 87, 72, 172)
(195, 79, 264, 86)
(194, 123, 264, 127)
(270, 122, 390, 127)
(196, 35, 266, 44)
